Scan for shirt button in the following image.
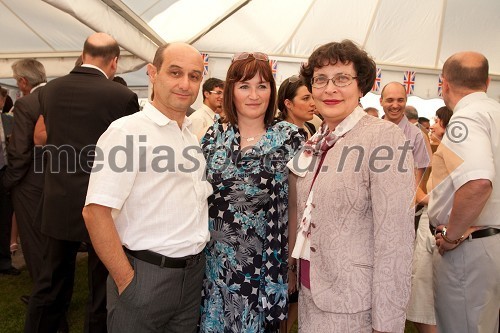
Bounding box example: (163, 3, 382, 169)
(310, 247, 316, 252)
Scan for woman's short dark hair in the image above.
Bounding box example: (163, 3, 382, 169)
(300, 39, 376, 96)
(277, 75, 309, 120)
(223, 55, 277, 126)
(435, 106, 453, 128)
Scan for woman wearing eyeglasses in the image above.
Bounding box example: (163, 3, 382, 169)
(199, 52, 304, 332)
(277, 75, 317, 140)
(288, 40, 415, 333)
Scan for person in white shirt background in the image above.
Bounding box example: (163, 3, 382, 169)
(189, 77, 224, 141)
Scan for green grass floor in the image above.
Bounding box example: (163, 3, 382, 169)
(0, 256, 417, 333)
(0, 255, 87, 333)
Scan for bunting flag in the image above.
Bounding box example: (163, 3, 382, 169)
(438, 74, 443, 97)
(200, 52, 209, 76)
(371, 67, 382, 93)
(269, 59, 278, 79)
(403, 70, 416, 95)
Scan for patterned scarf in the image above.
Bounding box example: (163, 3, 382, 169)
(288, 106, 367, 260)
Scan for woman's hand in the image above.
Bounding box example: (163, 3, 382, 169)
(288, 270, 297, 294)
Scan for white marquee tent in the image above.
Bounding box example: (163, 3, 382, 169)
(2, 0, 500, 111)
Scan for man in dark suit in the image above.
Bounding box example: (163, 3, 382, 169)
(25, 32, 139, 333)
(0, 102, 17, 276)
(2, 59, 47, 283)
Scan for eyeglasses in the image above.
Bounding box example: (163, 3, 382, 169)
(209, 90, 223, 95)
(232, 52, 269, 63)
(311, 73, 358, 89)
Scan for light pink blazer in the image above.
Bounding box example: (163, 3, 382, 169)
(296, 116, 415, 332)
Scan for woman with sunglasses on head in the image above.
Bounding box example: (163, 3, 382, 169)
(199, 52, 304, 332)
(277, 75, 317, 140)
(406, 106, 453, 333)
(288, 40, 415, 333)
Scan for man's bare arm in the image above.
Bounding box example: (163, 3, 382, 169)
(83, 204, 134, 294)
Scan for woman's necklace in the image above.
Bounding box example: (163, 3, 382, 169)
(240, 131, 266, 142)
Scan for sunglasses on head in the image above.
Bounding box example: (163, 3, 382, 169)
(231, 52, 269, 63)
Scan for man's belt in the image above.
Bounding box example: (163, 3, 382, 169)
(123, 247, 202, 268)
(429, 225, 500, 239)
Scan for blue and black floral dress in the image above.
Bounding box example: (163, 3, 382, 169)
(199, 119, 304, 333)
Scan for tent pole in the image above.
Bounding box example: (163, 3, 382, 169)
(435, 0, 447, 69)
(188, 0, 251, 45)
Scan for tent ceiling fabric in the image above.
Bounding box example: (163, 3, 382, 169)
(43, 0, 158, 63)
(2, 0, 500, 96)
(189, 0, 500, 75)
(0, 0, 157, 78)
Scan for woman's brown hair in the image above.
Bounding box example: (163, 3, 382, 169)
(223, 55, 277, 126)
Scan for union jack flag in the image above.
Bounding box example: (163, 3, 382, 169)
(200, 52, 209, 76)
(437, 74, 443, 97)
(269, 59, 278, 79)
(403, 70, 416, 95)
(371, 67, 382, 93)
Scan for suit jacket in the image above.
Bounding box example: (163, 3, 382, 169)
(1, 113, 13, 138)
(296, 115, 415, 332)
(2, 88, 44, 191)
(40, 66, 139, 241)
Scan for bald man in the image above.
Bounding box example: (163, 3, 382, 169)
(429, 52, 500, 333)
(380, 82, 431, 208)
(83, 43, 211, 332)
(25, 32, 139, 333)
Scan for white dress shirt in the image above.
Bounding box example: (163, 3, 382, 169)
(429, 92, 500, 228)
(85, 101, 213, 257)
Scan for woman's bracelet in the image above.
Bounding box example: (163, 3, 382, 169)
(288, 264, 297, 273)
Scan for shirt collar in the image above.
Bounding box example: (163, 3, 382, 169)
(143, 101, 192, 129)
(397, 115, 410, 130)
(330, 105, 366, 136)
(201, 104, 217, 119)
(454, 92, 488, 114)
(30, 82, 46, 94)
(81, 64, 108, 79)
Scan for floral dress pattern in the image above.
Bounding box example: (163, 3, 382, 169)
(199, 119, 304, 333)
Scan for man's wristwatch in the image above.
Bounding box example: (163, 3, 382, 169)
(441, 226, 464, 244)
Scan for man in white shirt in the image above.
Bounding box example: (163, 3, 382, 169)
(83, 42, 212, 333)
(429, 51, 500, 333)
(189, 77, 224, 141)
